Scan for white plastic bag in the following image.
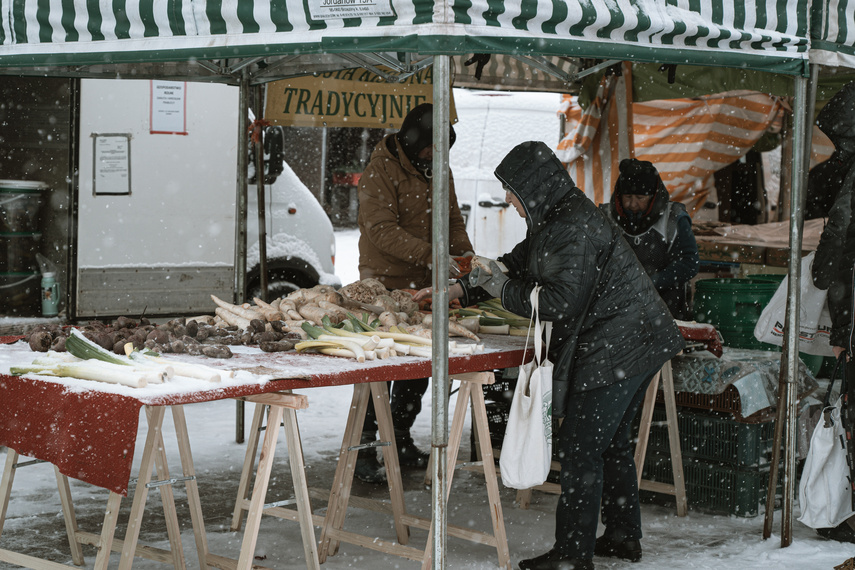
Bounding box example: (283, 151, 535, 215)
(753, 251, 834, 357)
(500, 286, 553, 490)
(799, 357, 854, 528)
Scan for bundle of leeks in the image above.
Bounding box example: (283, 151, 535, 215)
(10, 329, 231, 387)
(295, 314, 484, 361)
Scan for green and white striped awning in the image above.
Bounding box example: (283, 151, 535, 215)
(0, 0, 849, 78)
(811, 0, 855, 68)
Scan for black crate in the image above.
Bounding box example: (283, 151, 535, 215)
(638, 404, 776, 467)
(640, 450, 787, 518)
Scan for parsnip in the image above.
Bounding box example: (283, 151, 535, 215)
(211, 294, 264, 322)
(215, 307, 252, 330)
(252, 297, 285, 321)
(318, 300, 349, 319)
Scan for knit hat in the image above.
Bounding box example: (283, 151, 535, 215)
(614, 158, 662, 196)
(397, 103, 456, 166)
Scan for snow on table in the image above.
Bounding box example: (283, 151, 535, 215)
(0, 335, 529, 495)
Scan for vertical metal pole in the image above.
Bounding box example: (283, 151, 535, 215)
(254, 85, 269, 301)
(764, 68, 813, 547)
(319, 127, 329, 208)
(234, 70, 250, 445)
(431, 54, 451, 570)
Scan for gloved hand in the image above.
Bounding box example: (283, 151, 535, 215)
(449, 257, 463, 278)
(470, 260, 508, 298)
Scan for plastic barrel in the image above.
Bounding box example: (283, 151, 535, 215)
(0, 180, 48, 233)
(0, 231, 42, 272)
(0, 271, 40, 316)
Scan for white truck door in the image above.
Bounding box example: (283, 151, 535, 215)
(76, 79, 239, 318)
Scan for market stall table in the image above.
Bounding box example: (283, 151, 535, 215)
(0, 334, 529, 569)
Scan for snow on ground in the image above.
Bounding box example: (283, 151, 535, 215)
(2, 229, 855, 569)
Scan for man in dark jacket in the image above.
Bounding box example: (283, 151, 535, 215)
(354, 103, 474, 484)
(601, 158, 699, 320)
(422, 141, 684, 569)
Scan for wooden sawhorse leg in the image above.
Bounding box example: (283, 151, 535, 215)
(319, 381, 410, 561)
(0, 448, 85, 568)
(420, 372, 511, 570)
(634, 360, 687, 516)
(0, 405, 209, 570)
(227, 391, 318, 570)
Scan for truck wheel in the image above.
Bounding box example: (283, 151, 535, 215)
(246, 268, 317, 301)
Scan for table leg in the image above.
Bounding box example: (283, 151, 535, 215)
(283, 407, 320, 570)
(171, 405, 211, 570)
(372, 381, 408, 546)
(54, 468, 85, 566)
(470, 384, 511, 569)
(0, 448, 17, 539)
(117, 405, 166, 570)
(634, 371, 661, 483)
(231, 402, 267, 532)
(92, 491, 123, 570)
(236, 404, 284, 570)
(148, 408, 187, 570)
(318, 383, 371, 561)
(420, 380, 470, 570)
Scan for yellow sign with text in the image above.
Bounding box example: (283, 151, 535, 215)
(265, 66, 455, 129)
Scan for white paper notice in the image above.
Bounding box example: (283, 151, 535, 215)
(93, 134, 131, 195)
(150, 81, 187, 134)
(307, 0, 394, 20)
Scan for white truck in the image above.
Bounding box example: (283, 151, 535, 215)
(450, 89, 563, 259)
(75, 79, 339, 319)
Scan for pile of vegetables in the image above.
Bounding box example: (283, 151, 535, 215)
(11, 329, 233, 388)
(295, 314, 483, 361)
(452, 299, 532, 337)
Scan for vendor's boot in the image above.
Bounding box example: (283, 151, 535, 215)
(395, 429, 430, 468)
(354, 432, 387, 484)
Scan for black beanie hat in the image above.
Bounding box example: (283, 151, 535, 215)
(396, 103, 457, 164)
(614, 158, 662, 196)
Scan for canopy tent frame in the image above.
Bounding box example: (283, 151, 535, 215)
(4, 0, 855, 562)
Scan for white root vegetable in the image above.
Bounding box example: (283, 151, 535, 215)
(448, 320, 481, 341)
(480, 324, 510, 335)
(318, 300, 349, 319)
(297, 303, 344, 325)
(252, 297, 285, 321)
(379, 311, 398, 328)
(215, 307, 252, 330)
(211, 294, 264, 323)
(395, 312, 410, 325)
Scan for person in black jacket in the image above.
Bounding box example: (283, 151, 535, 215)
(601, 158, 699, 320)
(811, 80, 855, 544)
(813, 81, 855, 361)
(416, 141, 684, 570)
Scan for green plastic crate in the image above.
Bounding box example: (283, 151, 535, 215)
(640, 450, 785, 518)
(644, 405, 776, 467)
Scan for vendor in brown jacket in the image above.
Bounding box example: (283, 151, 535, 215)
(355, 102, 474, 483)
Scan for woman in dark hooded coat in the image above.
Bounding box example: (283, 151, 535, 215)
(418, 141, 684, 569)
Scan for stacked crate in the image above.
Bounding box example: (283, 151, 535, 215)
(638, 404, 786, 517)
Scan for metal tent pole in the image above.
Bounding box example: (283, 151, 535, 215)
(234, 70, 250, 444)
(762, 65, 816, 545)
(431, 54, 451, 570)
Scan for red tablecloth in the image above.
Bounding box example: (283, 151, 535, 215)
(0, 336, 529, 495)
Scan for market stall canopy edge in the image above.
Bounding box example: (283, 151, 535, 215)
(0, 0, 830, 80)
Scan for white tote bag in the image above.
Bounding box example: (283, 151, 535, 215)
(798, 359, 854, 528)
(753, 251, 835, 357)
(500, 285, 554, 490)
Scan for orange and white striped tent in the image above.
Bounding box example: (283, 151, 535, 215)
(557, 73, 792, 216)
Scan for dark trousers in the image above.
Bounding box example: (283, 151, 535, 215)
(553, 365, 659, 559)
(362, 377, 430, 438)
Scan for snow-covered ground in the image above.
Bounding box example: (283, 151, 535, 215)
(2, 229, 855, 569)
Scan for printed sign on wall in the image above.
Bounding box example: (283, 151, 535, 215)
(150, 81, 188, 135)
